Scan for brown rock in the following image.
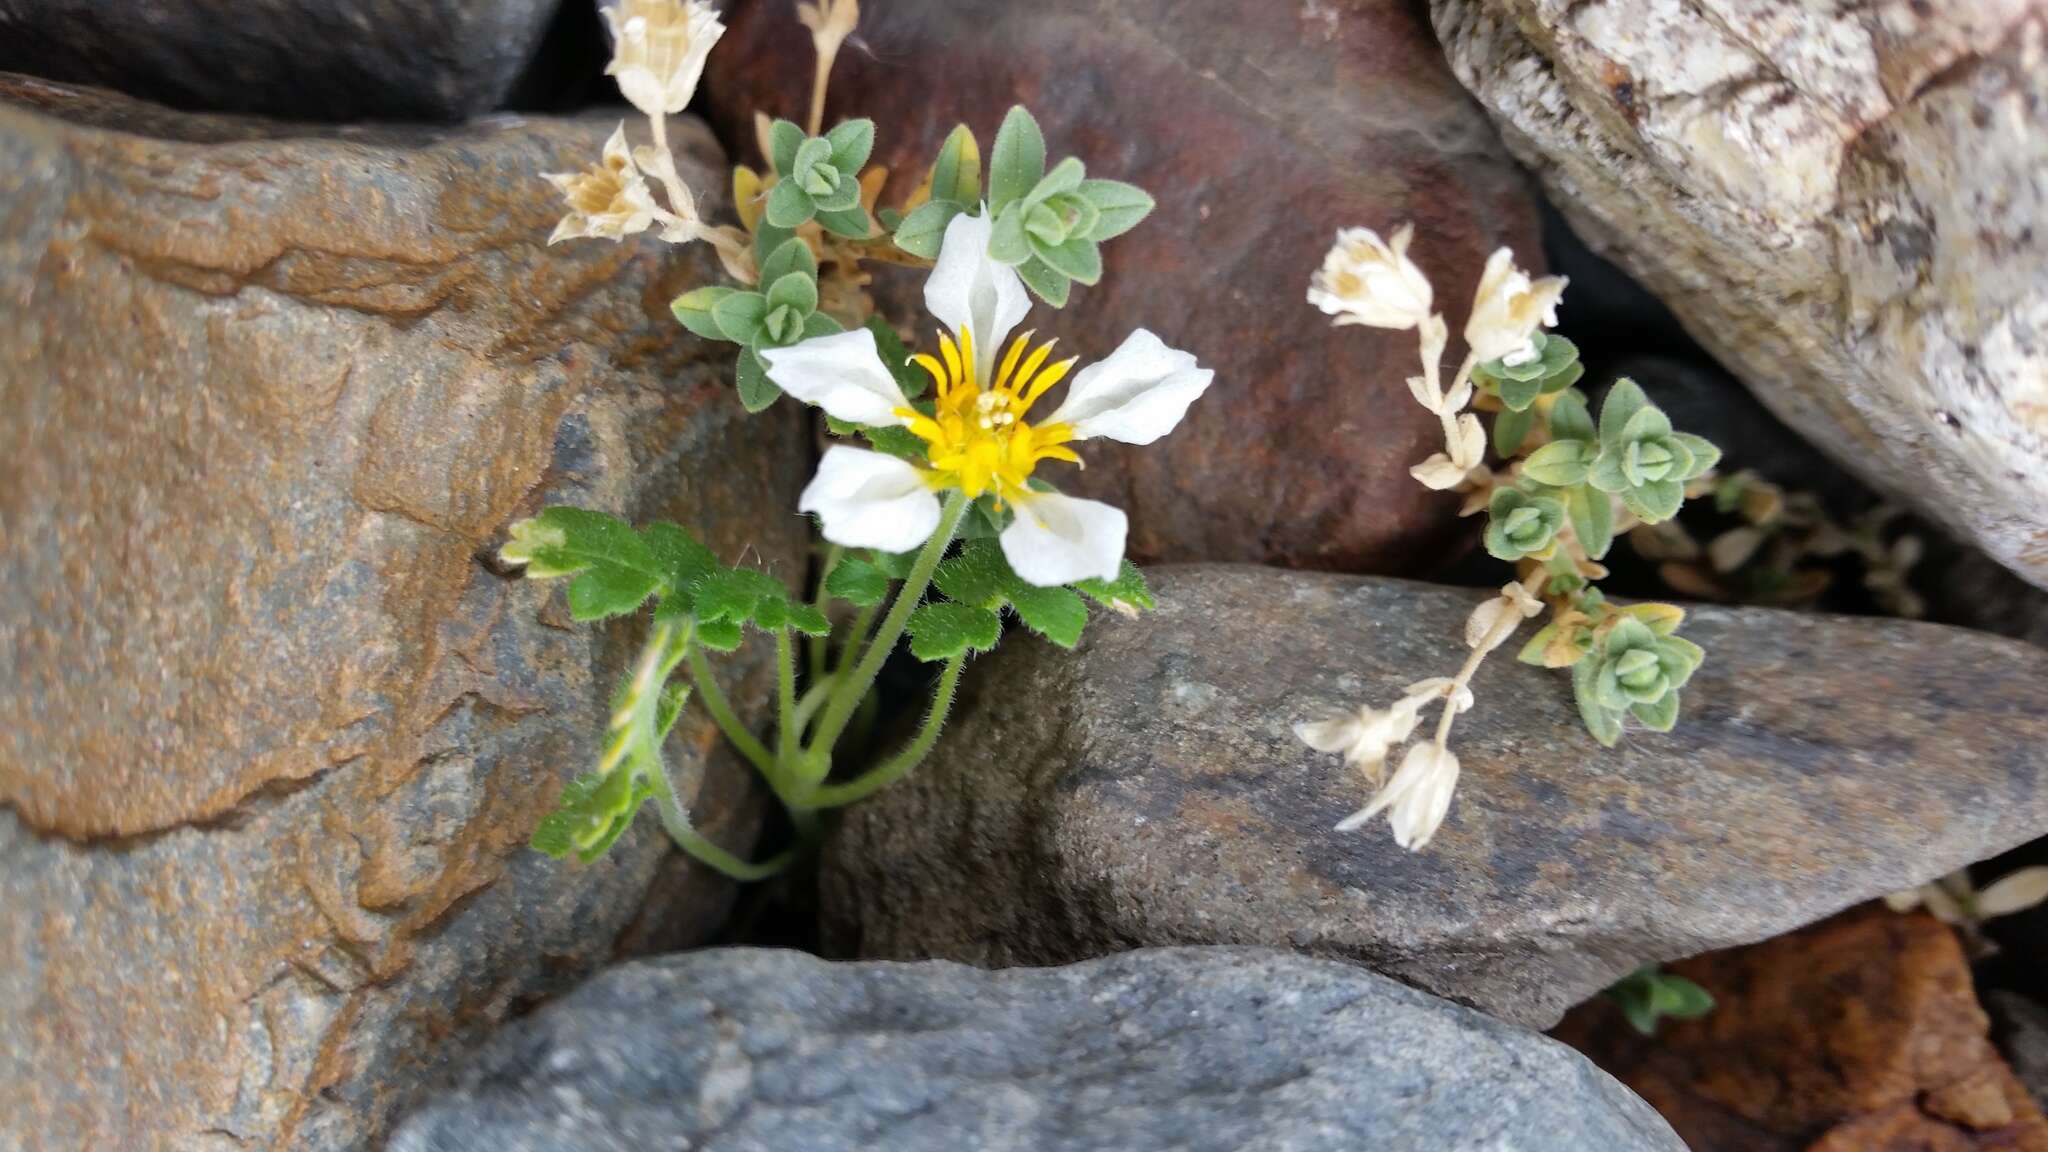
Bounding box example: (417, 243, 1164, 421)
(1431, 0, 2048, 590)
(704, 0, 1543, 574)
(1556, 906, 2048, 1152)
(0, 79, 808, 1151)
(822, 566, 2048, 1029)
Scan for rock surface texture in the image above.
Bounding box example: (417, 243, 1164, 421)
(1432, 0, 2048, 589)
(705, 0, 1542, 574)
(0, 79, 807, 1152)
(0, 0, 557, 120)
(391, 947, 1685, 1152)
(825, 566, 2048, 1028)
(1557, 906, 2048, 1151)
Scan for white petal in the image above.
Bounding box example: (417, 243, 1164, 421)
(1978, 867, 2048, 918)
(797, 447, 942, 551)
(924, 209, 1030, 380)
(760, 329, 910, 427)
(1295, 713, 1364, 755)
(1411, 454, 1467, 490)
(1041, 329, 1213, 444)
(998, 490, 1127, 586)
(1448, 413, 1487, 469)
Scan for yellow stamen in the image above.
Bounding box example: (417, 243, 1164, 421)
(995, 330, 1035, 392)
(1009, 339, 1057, 398)
(938, 334, 964, 395)
(1019, 356, 1079, 412)
(896, 327, 1089, 504)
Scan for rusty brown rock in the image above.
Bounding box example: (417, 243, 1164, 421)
(823, 565, 2048, 1029)
(0, 78, 808, 1152)
(1556, 906, 2048, 1152)
(0, 0, 558, 121)
(704, 0, 1542, 574)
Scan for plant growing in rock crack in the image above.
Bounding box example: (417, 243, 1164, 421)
(1604, 965, 1715, 1036)
(1292, 226, 1721, 850)
(506, 0, 1201, 878)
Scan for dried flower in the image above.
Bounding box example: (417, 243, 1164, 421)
(602, 0, 725, 118)
(1308, 224, 1435, 331)
(1464, 247, 1566, 366)
(1465, 580, 1545, 653)
(1336, 742, 1460, 850)
(1411, 414, 1486, 490)
(545, 124, 660, 244)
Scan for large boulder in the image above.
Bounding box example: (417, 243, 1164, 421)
(391, 947, 1686, 1152)
(0, 0, 559, 121)
(0, 79, 807, 1151)
(823, 566, 2048, 1028)
(704, 0, 1543, 574)
(1430, 0, 2048, 590)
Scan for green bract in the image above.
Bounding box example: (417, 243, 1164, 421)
(1570, 614, 1704, 746)
(1484, 487, 1565, 562)
(764, 117, 875, 238)
(1585, 379, 1719, 523)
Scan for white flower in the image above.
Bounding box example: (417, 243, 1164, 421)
(761, 210, 1213, 585)
(1463, 581, 1544, 653)
(1307, 224, 1434, 330)
(603, 0, 725, 118)
(544, 124, 660, 244)
(1411, 414, 1486, 489)
(1464, 247, 1567, 366)
(1336, 743, 1461, 850)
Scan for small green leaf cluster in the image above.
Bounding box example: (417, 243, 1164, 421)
(1478, 333, 1584, 456)
(827, 538, 1153, 663)
(895, 107, 1153, 307)
(1568, 611, 1703, 745)
(673, 233, 843, 413)
(763, 118, 876, 238)
(1604, 964, 1715, 1035)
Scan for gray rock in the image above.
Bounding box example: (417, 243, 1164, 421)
(391, 947, 1685, 1152)
(1988, 991, 2048, 1115)
(0, 79, 806, 1151)
(0, 0, 557, 121)
(824, 566, 2048, 1028)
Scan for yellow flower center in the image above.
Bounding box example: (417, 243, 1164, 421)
(896, 328, 1082, 503)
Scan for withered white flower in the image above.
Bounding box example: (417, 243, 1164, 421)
(1336, 742, 1461, 850)
(603, 0, 725, 119)
(1308, 224, 1434, 331)
(545, 124, 660, 244)
(763, 210, 1213, 585)
(1464, 247, 1567, 366)
(1296, 680, 1467, 783)
(1410, 414, 1486, 490)
(1464, 580, 1544, 653)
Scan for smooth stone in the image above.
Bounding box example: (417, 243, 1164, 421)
(824, 565, 2048, 1028)
(1431, 0, 2048, 591)
(0, 78, 807, 1151)
(703, 0, 1542, 574)
(391, 947, 1685, 1152)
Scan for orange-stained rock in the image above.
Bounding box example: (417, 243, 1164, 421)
(1556, 905, 2048, 1152)
(704, 0, 1544, 575)
(0, 78, 808, 1152)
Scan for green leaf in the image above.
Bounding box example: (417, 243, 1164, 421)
(753, 221, 796, 267)
(694, 567, 788, 626)
(907, 601, 1003, 661)
(1497, 371, 1547, 412)
(825, 118, 875, 174)
(1015, 256, 1072, 307)
(865, 316, 925, 397)
(768, 119, 805, 177)
(1565, 483, 1616, 561)
(933, 540, 1012, 609)
(814, 203, 873, 240)
(988, 203, 1032, 265)
(757, 237, 817, 287)
(825, 554, 893, 607)
(654, 682, 691, 742)
(1672, 432, 1721, 480)
(1573, 659, 1624, 747)
(765, 179, 815, 228)
(694, 617, 744, 652)
(1009, 584, 1088, 648)
(1599, 378, 1650, 449)
(1522, 440, 1594, 487)
(861, 424, 928, 461)
(711, 291, 771, 345)
(791, 135, 834, 181)
(1029, 234, 1102, 285)
(1630, 690, 1680, 732)
(1492, 406, 1533, 458)
(640, 522, 718, 612)
(1654, 974, 1715, 1019)
(531, 771, 640, 861)
(735, 348, 780, 413)
(671, 286, 736, 341)
(1547, 389, 1596, 443)
(566, 564, 663, 622)
(868, 549, 918, 580)
(766, 270, 819, 317)
(787, 603, 832, 637)
(988, 105, 1047, 215)
(1075, 179, 1153, 241)
(1622, 477, 1685, 523)
(1073, 559, 1155, 613)
(894, 199, 964, 260)
(930, 123, 981, 205)
(1024, 156, 1086, 207)
(808, 173, 863, 213)
(801, 311, 842, 340)
(501, 507, 668, 621)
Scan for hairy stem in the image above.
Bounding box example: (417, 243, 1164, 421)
(648, 762, 797, 881)
(807, 651, 966, 808)
(775, 628, 798, 775)
(687, 643, 776, 780)
(808, 543, 844, 681)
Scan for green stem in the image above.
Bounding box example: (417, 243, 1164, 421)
(647, 760, 796, 881)
(834, 601, 881, 677)
(687, 644, 775, 780)
(775, 628, 798, 773)
(808, 652, 966, 808)
(792, 678, 834, 736)
(805, 491, 970, 765)
(808, 542, 844, 681)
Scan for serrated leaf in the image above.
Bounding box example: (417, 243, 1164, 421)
(825, 118, 875, 173)
(826, 554, 893, 607)
(1029, 234, 1101, 284)
(566, 564, 662, 622)
(694, 567, 788, 626)
(907, 601, 1003, 661)
(672, 286, 736, 341)
(930, 123, 980, 205)
(1075, 179, 1152, 241)
(757, 237, 817, 287)
(1073, 560, 1154, 613)
(694, 617, 743, 651)
(1009, 584, 1087, 647)
(868, 549, 918, 580)
(641, 522, 718, 612)
(735, 347, 780, 413)
(988, 105, 1047, 215)
(1015, 256, 1071, 307)
(787, 603, 832, 637)
(861, 424, 928, 461)
(934, 540, 1012, 609)
(768, 119, 804, 177)
(893, 199, 964, 259)
(501, 507, 656, 579)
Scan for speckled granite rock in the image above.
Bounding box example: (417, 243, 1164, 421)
(0, 0, 557, 120)
(824, 565, 2048, 1028)
(704, 0, 1541, 574)
(0, 79, 806, 1152)
(1430, 0, 2048, 590)
(391, 947, 1685, 1152)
